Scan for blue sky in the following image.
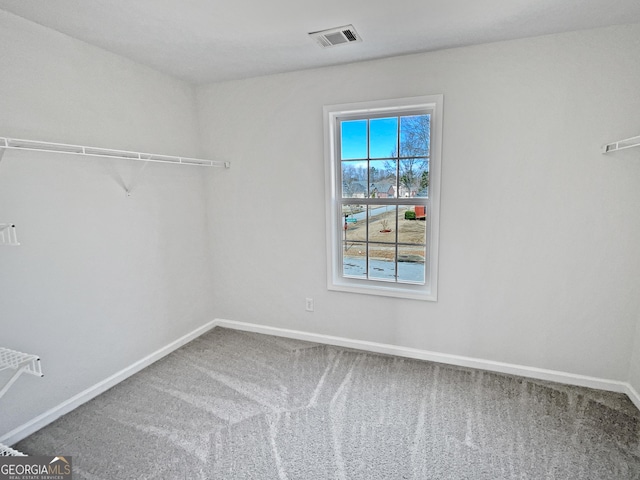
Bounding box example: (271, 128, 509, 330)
(341, 117, 398, 160)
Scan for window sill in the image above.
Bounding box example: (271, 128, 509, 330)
(328, 277, 437, 301)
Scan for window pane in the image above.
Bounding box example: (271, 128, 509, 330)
(343, 242, 366, 278)
(369, 160, 396, 198)
(398, 205, 426, 245)
(368, 205, 396, 242)
(341, 162, 367, 198)
(399, 158, 428, 198)
(342, 206, 365, 242)
(341, 120, 367, 160)
(342, 204, 364, 222)
(369, 243, 396, 281)
(400, 114, 430, 157)
(398, 245, 426, 284)
(369, 117, 398, 159)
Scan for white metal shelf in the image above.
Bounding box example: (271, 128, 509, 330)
(602, 134, 640, 154)
(0, 224, 19, 246)
(0, 347, 43, 400)
(0, 348, 43, 456)
(0, 136, 230, 168)
(0, 444, 26, 456)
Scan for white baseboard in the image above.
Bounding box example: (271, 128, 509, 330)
(625, 384, 640, 412)
(3, 317, 637, 446)
(0, 320, 217, 447)
(215, 318, 631, 395)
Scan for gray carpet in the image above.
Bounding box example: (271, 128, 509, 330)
(15, 327, 640, 479)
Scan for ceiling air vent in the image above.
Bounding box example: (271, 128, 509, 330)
(309, 25, 362, 48)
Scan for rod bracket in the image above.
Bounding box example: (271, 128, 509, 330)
(124, 161, 150, 198)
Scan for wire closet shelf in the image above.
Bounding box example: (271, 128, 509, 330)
(0, 444, 26, 456)
(602, 134, 640, 154)
(0, 136, 230, 168)
(0, 224, 19, 246)
(0, 347, 44, 456)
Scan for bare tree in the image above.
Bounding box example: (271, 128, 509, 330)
(386, 114, 430, 197)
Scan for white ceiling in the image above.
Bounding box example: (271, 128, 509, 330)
(2, 0, 640, 85)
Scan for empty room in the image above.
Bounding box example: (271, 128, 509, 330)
(1, 1, 640, 478)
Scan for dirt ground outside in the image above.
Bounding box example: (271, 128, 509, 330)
(342, 206, 426, 261)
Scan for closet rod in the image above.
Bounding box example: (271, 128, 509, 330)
(0, 137, 229, 168)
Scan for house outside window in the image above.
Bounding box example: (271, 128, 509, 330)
(324, 95, 443, 301)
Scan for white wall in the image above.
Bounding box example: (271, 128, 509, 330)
(197, 24, 640, 382)
(0, 11, 213, 435)
(629, 316, 640, 396)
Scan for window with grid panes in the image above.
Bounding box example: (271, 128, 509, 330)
(324, 96, 442, 301)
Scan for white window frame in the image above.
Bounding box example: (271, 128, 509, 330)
(323, 95, 443, 301)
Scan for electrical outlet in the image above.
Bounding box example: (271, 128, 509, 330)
(305, 298, 314, 312)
